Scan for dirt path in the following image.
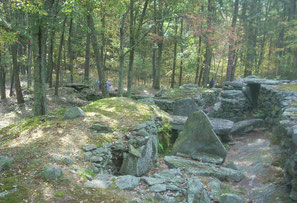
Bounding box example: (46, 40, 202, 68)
(226, 129, 292, 203)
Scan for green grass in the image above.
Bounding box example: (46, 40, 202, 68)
(277, 84, 297, 92)
(162, 88, 210, 100)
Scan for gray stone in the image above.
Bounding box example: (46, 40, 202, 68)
(155, 193, 176, 203)
(0, 156, 13, 172)
(43, 165, 62, 180)
(129, 145, 142, 158)
(155, 88, 165, 97)
(191, 152, 224, 165)
(154, 98, 174, 113)
(84, 152, 92, 161)
(152, 169, 185, 184)
(138, 97, 155, 104)
(63, 107, 85, 119)
(141, 177, 166, 186)
(84, 180, 110, 189)
(166, 184, 181, 191)
(220, 193, 245, 203)
(200, 189, 211, 203)
(231, 119, 265, 135)
(135, 129, 150, 137)
(171, 111, 227, 164)
(165, 156, 244, 182)
(207, 179, 221, 202)
(209, 118, 234, 136)
(116, 175, 140, 190)
(150, 184, 167, 192)
(120, 136, 157, 176)
(90, 156, 103, 163)
(0, 188, 17, 198)
(186, 177, 203, 203)
(91, 124, 113, 133)
(170, 115, 187, 132)
(221, 90, 245, 99)
(62, 157, 74, 165)
(173, 97, 199, 117)
(82, 144, 97, 152)
(292, 125, 297, 146)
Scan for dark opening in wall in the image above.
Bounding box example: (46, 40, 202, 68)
(246, 83, 261, 109)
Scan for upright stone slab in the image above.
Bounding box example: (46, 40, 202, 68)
(171, 111, 227, 164)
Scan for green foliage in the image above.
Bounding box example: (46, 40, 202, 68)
(253, 109, 266, 119)
(158, 122, 172, 155)
(277, 84, 297, 92)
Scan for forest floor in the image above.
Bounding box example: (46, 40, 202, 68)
(0, 84, 294, 202)
(226, 129, 292, 203)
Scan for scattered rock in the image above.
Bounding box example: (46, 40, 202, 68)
(84, 174, 113, 189)
(116, 175, 140, 190)
(220, 193, 245, 203)
(62, 157, 74, 165)
(141, 177, 166, 186)
(207, 178, 221, 201)
(209, 118, 234, 136)
(171, 110, 227, 164)
(231, 119, 265, 135)
(173, 97, 199, 117)
(0, 156, 13, 172)
(165, 156, 244, 182)
(91, 124, 113, 133)
(43, 165, 62, 180)
(63, 107, 85, 119)
(186, 177, 203, 203)
(0, 188, 18, 198)
(200, 189, 211, 203)
(150, 184, 167, 192)
(82, 144, 97, 152)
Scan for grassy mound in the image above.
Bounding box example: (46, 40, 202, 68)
(0, 97, 169, 202)
(162, 88, 212, 100)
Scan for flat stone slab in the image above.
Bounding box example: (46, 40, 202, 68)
(231, 119, 264, 135)
(116, 175, 140, 190)
(173, 97, 199, 117)
(171, 110, 227, 164)
(209, 118, 234, 136)
(165, 156, 244, 182)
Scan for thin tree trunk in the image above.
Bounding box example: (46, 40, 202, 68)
(34, 24, 47, 115)
(127, 0, 135, 98)
(27, 40, 32, 89)
(170, 18, 178, 89)
(84, 28, 91, 82)
(11, 44, 24, 104)
(178, 18, 184, 87)
(54, 16, 67, 96)
(9, 66, 14, 97)
(0, 51, 6, 100)
(48, 30, 54, 87)
(68, 16, 74, 83)
(195, 36, 202, 84)
(88, 14, 109, 97)
(203, 0, 214, 87)
(226, 0, 239, 81)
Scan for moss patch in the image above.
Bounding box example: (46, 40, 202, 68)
(163, 88, 210, 100)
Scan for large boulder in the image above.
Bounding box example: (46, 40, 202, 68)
(171, 111, 227, 164)
(116, 175, 140, 190)
(173, 97, 199, 117)
(63, 107, 85, 119)
(230, 119, 264, 135)
(43, 165, 62, 180)
(220, 194, 245, 203)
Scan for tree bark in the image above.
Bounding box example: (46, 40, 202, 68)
(54, 16, 67, 96)
(68, 16, 74, 83)
(203, 0, 214, 87)
(178, 18, 184, 87)
(195, 35, 202, 84)
(34, 24, 47, 115)
(84, 26, 91, 82)
(226, 0, 239, 81)
(27, 40, 32, 89)
(11, 44, 24, 104)
(170, 18, 178, 89)
(88, 14, 109, 98)
(0, 51, 6, 100)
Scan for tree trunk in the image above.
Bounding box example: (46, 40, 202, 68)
(54, 16, 67, 96)
(11, 44, 24, 104)
(68, 16, 74, 83)
(34, 24, 47, 116)
(195, 35, 202, 84)
(118, 9, 129, 97)
(88, 14, 109, 98)
(170, 18, 178, 89)
(127, 0, 135, 98)
(203, 0, 214, 87)
(178, 18, 184, 87)
(0, 51, 6, 100)
(47, 30, 54, 87)
(84, 28, 91, 82)
(9, 66, 14, 97)
(27, 40, 32, 89)
(226, 0, 239, 81)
